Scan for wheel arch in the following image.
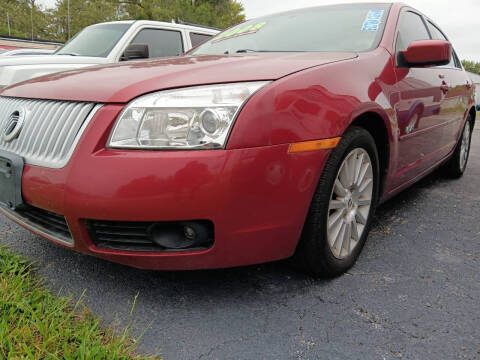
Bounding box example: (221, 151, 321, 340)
(347, 111, 391, 199)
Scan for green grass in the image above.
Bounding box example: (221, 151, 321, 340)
(0, 246, 157, 360)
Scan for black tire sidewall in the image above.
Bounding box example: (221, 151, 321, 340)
(444, 115, 473, 178)
(458, 117, 473, 173)
(300, 127, 380, 276)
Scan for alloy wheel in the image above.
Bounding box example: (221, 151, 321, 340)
(327, 148, 373, 259)
(460, 122, 471, 171)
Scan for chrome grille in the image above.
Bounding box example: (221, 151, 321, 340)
(9, 113, 19, 122)
(0, 96, 100, 168)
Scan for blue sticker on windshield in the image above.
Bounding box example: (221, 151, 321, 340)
(362, 10, 384, 31)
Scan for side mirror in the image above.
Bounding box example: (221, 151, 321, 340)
(399, 40, 451, 67)
(122, 44, 149, 61)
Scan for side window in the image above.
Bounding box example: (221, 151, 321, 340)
(130, 29, 184, 58)
(426, 21, 459, 69)
(395, 11, 430, 53)
(452, 51, 461, 69)
(426, 21, 446, 40)
(189, 33, 213, 47)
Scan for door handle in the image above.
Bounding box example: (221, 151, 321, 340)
(440, 81, 449, 94)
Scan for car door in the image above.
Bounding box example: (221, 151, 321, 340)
(129, 28, 184, 59)
(391, 10, 450, 187)
(425, 20, 471, 151)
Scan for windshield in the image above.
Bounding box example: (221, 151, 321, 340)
(55, 23, 132, 58)
(191, 4, 391, 55)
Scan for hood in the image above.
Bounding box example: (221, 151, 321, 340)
(0, 55, 109, 88)
(0, 54, 109, 67)
(1, 53, 357, 103)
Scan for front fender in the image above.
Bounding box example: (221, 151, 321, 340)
(227, 47, 396, 150)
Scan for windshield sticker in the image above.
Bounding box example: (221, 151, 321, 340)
(212, 22, 267, 43)
(361, 10, 384, 31)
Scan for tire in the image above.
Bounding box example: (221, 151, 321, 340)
(442, 115, 473, 178)
(293, 126, 380, 278)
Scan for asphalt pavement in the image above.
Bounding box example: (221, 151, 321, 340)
(1, 122, 480, 360)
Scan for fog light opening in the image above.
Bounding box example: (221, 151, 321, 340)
(184, 226, 196, 240)
(147, 221, 211, 250)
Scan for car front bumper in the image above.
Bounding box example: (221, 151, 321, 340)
(0, 105, 331, 270)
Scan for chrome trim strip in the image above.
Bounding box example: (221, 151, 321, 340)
(0, 205, 74, 247)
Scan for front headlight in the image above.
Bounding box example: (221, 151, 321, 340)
(108, 82, 270, 149)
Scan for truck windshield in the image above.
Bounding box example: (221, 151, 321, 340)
(190, 4, 391, 55)
(55, 23, 132, 58)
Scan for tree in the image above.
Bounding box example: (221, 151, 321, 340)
(118, 0, 245, 29)
(0, 0, 245, 41)
(462, 60, 480, 75)
(0, 0, 50, 40)
(48, 0, 122, 41)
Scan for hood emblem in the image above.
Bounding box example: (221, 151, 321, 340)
(4, 108, 25, 142)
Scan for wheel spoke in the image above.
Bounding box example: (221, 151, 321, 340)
(342, 221, 352, 254)
(334, 179, 348, 197)
(328, 208, 345, 229)
(329, 200, 345, 210)
(356, 162, 370, 187)
(329, 218, 344, 249)
(332, 221, 346, 254)
(355, 211, 367, 225)
(358, 199, 371, 206)
(359, 178, 373, 194)
(339, 161, 351, 189)
(347, 154, 357, 187)
(353, 152, 364, 185)
(351, 220, 359, 241)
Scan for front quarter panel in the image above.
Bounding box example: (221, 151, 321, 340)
(227, 48, 397, 150)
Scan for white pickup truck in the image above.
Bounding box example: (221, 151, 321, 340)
(0, 20, 219, 89)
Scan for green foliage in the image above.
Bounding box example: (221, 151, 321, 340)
(123, 0, 245, 29)
(0, 245, 158, 359)
(0, 24, 24, 38)
(462, 60, 480, 75)
(51, 0, 122, 41)
(0, 0, 245, 42)
(0, 0, 50, 40)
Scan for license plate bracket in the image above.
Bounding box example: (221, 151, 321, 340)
(0, 150, 24, 210)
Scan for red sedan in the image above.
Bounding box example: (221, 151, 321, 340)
(0, 3, 475, 276)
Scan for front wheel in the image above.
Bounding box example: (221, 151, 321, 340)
(293, 127, 380, 277)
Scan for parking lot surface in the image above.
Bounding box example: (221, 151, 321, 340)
(1, 122, 480, 360)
